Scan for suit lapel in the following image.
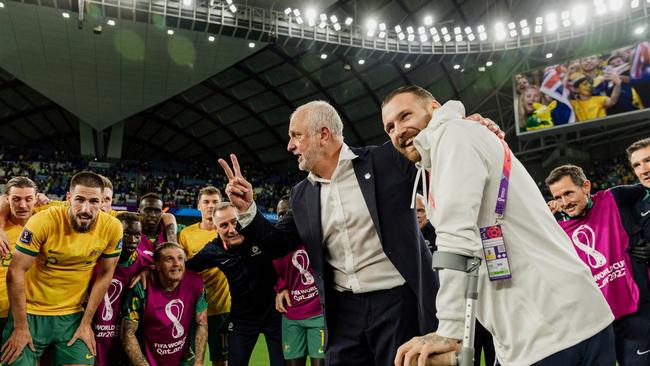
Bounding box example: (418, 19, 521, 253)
(352, 151, 383, 242)
(304, 181, 323, 248)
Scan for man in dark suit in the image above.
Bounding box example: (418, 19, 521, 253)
(218, 100, 438, 366)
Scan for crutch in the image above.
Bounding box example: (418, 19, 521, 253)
(431, 251, 482, 366)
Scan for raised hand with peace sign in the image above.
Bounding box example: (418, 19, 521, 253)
(218, 154, 254, 212)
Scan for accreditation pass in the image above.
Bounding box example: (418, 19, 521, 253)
(479, 224, 512, 281)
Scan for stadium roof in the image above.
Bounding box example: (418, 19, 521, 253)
(2, 0, 650, 166)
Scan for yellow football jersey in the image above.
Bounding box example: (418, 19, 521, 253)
(0, 220, 23, 318)
(16, 206, 123, 316)
(178, 223, 231, 316)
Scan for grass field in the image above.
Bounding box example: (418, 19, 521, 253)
(204, 336, 487, 365)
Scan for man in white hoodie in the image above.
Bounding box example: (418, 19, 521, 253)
(382, 85, 615, 366)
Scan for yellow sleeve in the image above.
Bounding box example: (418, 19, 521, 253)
(15, 211, 50, 257)
(33, 200, 66, 213)
(178, 229, 190, 253)
(109, 209, 124, 217)
(101, 217, 124, 258)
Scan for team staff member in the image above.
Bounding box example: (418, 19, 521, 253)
(381, 86, 614, 365)
(185, 202, 283, 366)
(121, 243, 207, 366)
(0, 177, 38, 335)
(178, 186, 231, 366)
(546, 165, 647, 365)
(1, 171, 123, 365)
(92, 212, 153, 366)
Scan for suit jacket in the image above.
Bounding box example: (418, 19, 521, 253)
(241, 142, 439, 345)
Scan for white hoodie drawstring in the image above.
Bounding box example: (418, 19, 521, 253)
(410, 165, 428, 209)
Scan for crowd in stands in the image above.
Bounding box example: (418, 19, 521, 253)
(0, 146, 303, 212)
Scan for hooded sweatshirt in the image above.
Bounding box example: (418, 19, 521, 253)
(412, 101, 613, 365)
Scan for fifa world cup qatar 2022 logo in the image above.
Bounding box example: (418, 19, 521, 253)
(165, 299, 185, 339)
(101, 279, 123, 321)
(571, 224, 606, 269)
(291, 249, 315, 286)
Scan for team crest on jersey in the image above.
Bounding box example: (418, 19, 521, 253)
(115, 239, 123, 250)
(251, 245, 262, 256)
(19, 228, 33, 245)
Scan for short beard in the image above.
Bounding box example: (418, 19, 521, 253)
(69, 211, 96, 233)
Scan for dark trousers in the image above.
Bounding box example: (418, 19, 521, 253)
(533, 325, 616, 366)
(613, 302, 650, 366)
(474, 321, 495, 366)
(228, 312, 284, 366)
(325, 284, 420, 366)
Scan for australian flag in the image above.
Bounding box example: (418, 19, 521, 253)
(539, 64, 576, 124)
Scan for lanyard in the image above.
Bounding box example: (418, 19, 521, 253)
(494, 139, 512, 221)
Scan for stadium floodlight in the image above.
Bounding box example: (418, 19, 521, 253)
(420, 34, 428, 42)
(454, 27, 461, 34)
(332, 22, 341, 30)
(546, 52, 553, 58)
(320, 22, 328, 29)
(296, 17, 304, 24)
(509, 29, 517, 37)
(507, 22, 516, 30)
(535, 16, 543, 25)
(408, 34, 416, 41)
(465, 26, 472, 34)
(562, 19, 571, 27)
(572, 5, 587, 25)
(397, 32, 406, 40)
(62, 11, 70, 18)
(453, 64, 460, 70)
(608, 0, 624, 11)
(306, 8, 317, 26)
(467, 33, 476, 41)
(320, 13, 327, 22)
(631, 0, 640, 8)
(366, 18, 377, 31)
(248, 42, 255, 48)
(495, 22, 506, 40)
(405, 63, 412, 69)
(521, 27, 530, 36)
(0, 2, 5, 8)
(520, 19, 528, 28)
(225, 0, 232, 4)
(418, 26, 426, 35)
(344, 17, 353, 25)
(208, 35, 215, 42)
(228, 4, 237, 13)
(443, 34, 451, 42)
(330, 15, 337, 23)
(358, 59, 365, 65)
(486, 61, 493, 67)
(635, 25, 646, 35)
(595, 0, 608, 14)
(107, 19, 116, 26)
(479, 32, 487, 41)
(284, 8, 292, 15)
(424, 15, 433, 26)
(430, 27, 438, 35)
(561, 11, 570, 20)
(433, 34, 441, 42)
(394, 25, 402, 33)
(379, 23, 387, 31)
(535, 25, 543, 33)
(167, 29, 174, 35)
(455, 34, 463, 42)
(545, 13, 558, 31)
(441, 27, 448, 35)
(477, 25, 486, 33)
(406, 26, 414, 34)
(378, 31, 386, 38)
(292, 9, 300, 17)
(320, 53, 328, 59)
(182, 0, 192, 6)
